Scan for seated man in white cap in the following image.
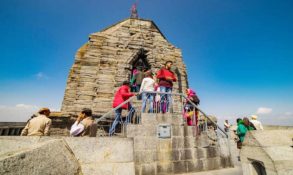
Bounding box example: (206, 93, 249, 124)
(250, 115, 264, 130)
(21, 108, 52, 136)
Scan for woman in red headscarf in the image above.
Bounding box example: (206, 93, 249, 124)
(184, 88, 200, 126)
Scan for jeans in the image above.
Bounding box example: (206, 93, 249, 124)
(159, 86, 172, 113)
(109, 104, 135, 136)
(142, 92, 154, 113)
(136, 85, 141, 92)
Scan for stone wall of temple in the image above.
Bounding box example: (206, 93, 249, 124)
(61, 18, 189, 116)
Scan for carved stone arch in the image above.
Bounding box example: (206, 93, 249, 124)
(126, 48, 150, 70)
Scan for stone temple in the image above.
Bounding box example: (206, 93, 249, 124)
(61, 18, 188, 117)
(1, 17, 292, 175)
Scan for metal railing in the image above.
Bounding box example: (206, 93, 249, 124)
(95, 91, 228, 138)
(94, 90, 232, 164)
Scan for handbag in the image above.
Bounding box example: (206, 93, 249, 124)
(237, 141, 242, 149)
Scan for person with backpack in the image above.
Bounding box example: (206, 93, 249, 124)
(183, 88, 200, 126)
(236, 117, 256, 149)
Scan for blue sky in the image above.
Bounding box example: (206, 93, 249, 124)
(0, 0, 292, 126)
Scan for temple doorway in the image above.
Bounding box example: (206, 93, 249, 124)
(129, 49, 150, 92)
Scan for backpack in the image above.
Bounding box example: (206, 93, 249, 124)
(190, 94, 200, 105)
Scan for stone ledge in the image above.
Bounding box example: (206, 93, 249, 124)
(0, 139, 80, 175)
(0, 136, 135, 175)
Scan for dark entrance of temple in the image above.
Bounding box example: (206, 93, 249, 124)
(129, 49, 150, 92)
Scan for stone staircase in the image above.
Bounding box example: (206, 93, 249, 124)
(125, 112, 232, 175)
(0, 112, 233, 175)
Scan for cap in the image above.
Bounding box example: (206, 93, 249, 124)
(38, 108, 50, 114)
(251, 115, 258, 120)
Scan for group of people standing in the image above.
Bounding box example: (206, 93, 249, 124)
(109, 61, 179, 135)
(224, 115, 264, 150)
(21, 60, 201, 137)
(109, 60, 201, 135)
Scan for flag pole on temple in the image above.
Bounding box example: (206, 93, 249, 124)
(130, 1, 139, 18)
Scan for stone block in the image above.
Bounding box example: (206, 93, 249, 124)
(195, 132, 210, 148)
(184, 148, 195, 160)
(0, 139, 80, 175)
(64, 137, 134, 163)
(135, 150, 158, 163)
(201, 157, 221, 171)
(126, 125, 157, 138)
(157, 162, 173, 175)
(141, 113, 157, 125)
(157, 139, 172, 151)
(0, 136, 40, 155)
(220, 157, 232, 168)
(133, 137, 157, 151)
(172, 137, 184, 149)
(156, 113, 172, 124)
(206, 146, 220, 158)
(172, 149, 185, 161)
(184, 136, 195, 148)
(194, 147, 208, 160)
(141, 163, 157, 175)
(135, 165, 142, 175)
(172, 114, 184, 125)
(186, 159, 204, 172)
(173, 161, 188, 174)
(157, 150, 172, 162)
(81, 162, 135, 175)
(184, 126, 195, 136)
(172, 125, 184, 136)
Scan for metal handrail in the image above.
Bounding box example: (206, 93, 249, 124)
(95, 94, 140, 123)
(180, 94, 228, 138)
(140, 91, 228, 138)
(95, 90, 228, 138)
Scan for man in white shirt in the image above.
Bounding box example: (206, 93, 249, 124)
(139, 71, 155, 113)
(250, 115, 264, 130)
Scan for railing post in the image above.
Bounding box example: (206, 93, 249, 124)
(226, 128, 232, 165)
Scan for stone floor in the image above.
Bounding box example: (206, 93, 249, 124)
(177, 166, 242, 175)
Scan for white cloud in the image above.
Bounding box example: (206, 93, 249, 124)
(0, 104, 39, 122)
(256, 107, 272, 115)
(35, 72, 48, 80)
(285, 112, 292, 116)
(15, 104, 38, 109)
(0, 104, 60, 122)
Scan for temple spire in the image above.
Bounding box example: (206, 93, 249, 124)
(130, 2, 138, 18)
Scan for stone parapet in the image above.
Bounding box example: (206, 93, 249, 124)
(0, 136, 135, 175)
(126, 113, 232, 175)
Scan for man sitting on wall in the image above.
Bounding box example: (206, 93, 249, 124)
(70, 108, 97, 137)
(21, 108, 52, 136)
